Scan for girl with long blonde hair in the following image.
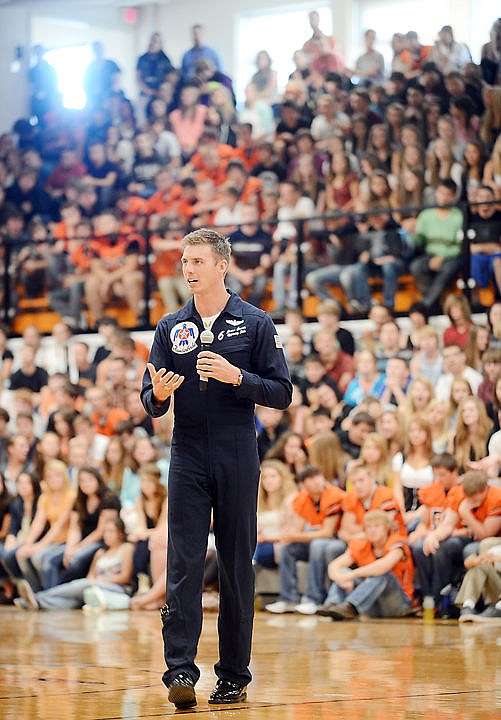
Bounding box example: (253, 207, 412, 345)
(308, 431, 347, 488)
(255, 460, 297, 568)
(450, 396, 493, 473)
(392, 416, 434, 525)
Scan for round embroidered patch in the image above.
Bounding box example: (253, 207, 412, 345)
(170, 321, 199, 354)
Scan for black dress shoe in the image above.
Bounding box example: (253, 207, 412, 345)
(208, 678, 247, 704)
(167, 672, 197, 709)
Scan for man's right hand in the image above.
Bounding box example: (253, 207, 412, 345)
(147, 363, 185, 404)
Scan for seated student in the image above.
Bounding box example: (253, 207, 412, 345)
(374, 320, 412, 375)
(226, 202, 273, 307)
(378, 355, 412, 408)
(264, 430, 308, 483)
(409, 326, 443, 387)
(253, 459, 297, 569)
(435, 343, 483, 404)
(353, 433, 394, 488)
(14, 459, 76, 591)
(407, 453, 461, 605)
(456, 536, 501, 622)
(337, 411, 376, 460)
(317, 509, 414, 619)
(338, 462, 405, 543)
(15, 517, 134, 610)
(45, 466, 121, 588)
(312, 329, 355, 396)
(128, 462, 167, 594)
(256, 406, 289, 462)
(264, 465, 345, 614)
(413, 470, 501, 614)
(316, 299, 355, 357)
(343, 351, 385, 408)
(410, 179, 463, 310)
(392, 416, 434, 526)
(84, 209, 144, 325)
(351, 210, 410, 313)
(468, 185, 501, 297)
(1, 472, 41, 599)
(448, 395, 493, 474)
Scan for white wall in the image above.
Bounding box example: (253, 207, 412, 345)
(0, 7, 32, 130)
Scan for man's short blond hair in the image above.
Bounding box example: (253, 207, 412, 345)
(182, 228, 231, 265)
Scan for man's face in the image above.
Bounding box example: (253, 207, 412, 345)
(303, 473, 326, 497)
(434, 466, 458, 490)
(380, 323, 400, 350)
(442, 346, 464, 374)
(475, 188, 496, 219)
(435, 185, 455, 207)
(386, 358, 409, 386)
(352, 470, 375, 500)
(364, 519, 388, 545)
(350, 421, 373, 446)
(181, 243, 226, 295)
(466, 489, 488, 509)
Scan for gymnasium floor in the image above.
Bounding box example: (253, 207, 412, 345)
(0, 607, 499, 719)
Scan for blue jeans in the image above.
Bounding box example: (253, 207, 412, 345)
(273, 261, 298, 310)
(253, 542, 277, 569)
(410, 254, 461, 308)
(45, 542, 103, 588)
(278, 538, 346, 604)
(411, 536, 470, 604)
(34, 578, 128, 609)
(17, 543, 65, 591)
(325, 570, 411, 617)
(353, 260, 406, 310)
(305, 264, 358, 302)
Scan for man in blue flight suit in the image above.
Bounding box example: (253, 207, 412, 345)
(141, 228, 292, 709)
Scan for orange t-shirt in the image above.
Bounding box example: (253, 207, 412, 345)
(446, 484, 501, 526)
(38, 488, 76, 543)
(232, 147, 260, 173)
(70, 243, 94, 272)
(418, 481, 461, 530)
(146, 184, 182, 215)
(190, 144, 234, 171)
(240, 177, 262, 203)
(342, 486, 406, 535)
(292, 485, 345, 527)
(90, 408, 130, 437)
(349, 534, 414, 599)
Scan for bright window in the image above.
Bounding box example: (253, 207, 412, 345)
(235, 4, 332, 105)
(44, 44, 93, 110)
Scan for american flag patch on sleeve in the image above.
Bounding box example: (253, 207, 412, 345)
(274, 335, 283, 349)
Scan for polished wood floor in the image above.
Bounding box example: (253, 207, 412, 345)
(0, 607, 499, 719)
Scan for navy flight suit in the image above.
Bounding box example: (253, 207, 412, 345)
(141, 291, 292, 689)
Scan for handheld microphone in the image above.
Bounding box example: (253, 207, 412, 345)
(199, 329, 214, 391)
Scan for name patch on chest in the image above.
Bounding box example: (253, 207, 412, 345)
(218, 325, 247, 340)
(171, 321, 199, 354)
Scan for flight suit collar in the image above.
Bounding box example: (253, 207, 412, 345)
(176, 290, 244, 322)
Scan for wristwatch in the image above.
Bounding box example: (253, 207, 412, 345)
(234, 371, 243, 387)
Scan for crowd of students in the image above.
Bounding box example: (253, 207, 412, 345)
(0, 15, 500, 620)
(0, 16, 500, 327)
(254, 299, 501, 622)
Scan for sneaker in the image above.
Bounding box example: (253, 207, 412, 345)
(17, 580, 39, 611)
(295, 600, 318, 615)
(458, 606, 477, 623)
(264, 600, 297, 614)
(318, 601, 358, 621)
(471, 605, 501, 623)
